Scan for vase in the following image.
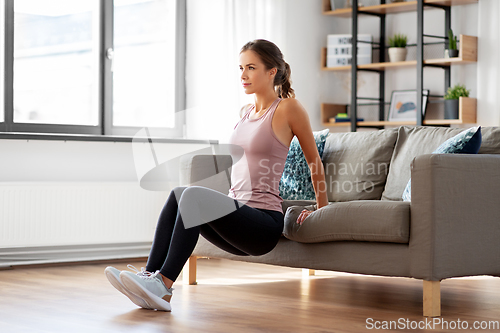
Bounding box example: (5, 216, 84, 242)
(444, 99, 459, 119)
(388, 47, 407, 62)
(448, 49, 459, 58)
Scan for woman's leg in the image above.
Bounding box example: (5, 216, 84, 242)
(145, 185, 283, 285)
(118, 185, 283, 311)
(105, 187, 189, 310)
(200, 204, 284, 256)
(157, 186, 284, 282)
(145, 186, 194, 273)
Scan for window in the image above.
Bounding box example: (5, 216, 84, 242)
(1, 0, 185, 138)
(113, 0, 176, 128)
(14, 0, 100, 126)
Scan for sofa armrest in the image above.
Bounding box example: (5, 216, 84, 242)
(179, 154, 233, 194)
(409, 153, 500, 280)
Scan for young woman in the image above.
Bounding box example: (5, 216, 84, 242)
(105, 39, 328, 312)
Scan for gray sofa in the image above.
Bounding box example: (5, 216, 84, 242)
(180, 126, 500, 317)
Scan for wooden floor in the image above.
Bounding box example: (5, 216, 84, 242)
(1, 258, 499, 333)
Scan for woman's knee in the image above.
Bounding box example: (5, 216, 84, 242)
(172, 186, 188, 192)
(172, 186, 189, 194)
(178, 186, 209, 202)
(177, 186, 199, 207)
(179, 186, 234, 210)
(169, 186, 188, 203)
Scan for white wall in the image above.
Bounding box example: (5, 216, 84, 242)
(0, 138, 215, 183)
(282, 0, 338, 131)
(285, 1, 480, 128)
(184, 0, 289, 144)
(0, 1, 492, 184)
(184, 0, 241, 144)
(477, 0, 500, 126)
(0, 139, 137, 182)
(0, 137, 213, 256)
(185, 0, 487, 142)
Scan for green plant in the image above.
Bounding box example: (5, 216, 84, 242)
(444, 84, 470, 100)
(388, 34, 408, 48)
(448, 29, 458, 50)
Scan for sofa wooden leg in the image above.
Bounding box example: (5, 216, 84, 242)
(183, 256, 197, 285)
(423, 280, 441, 317)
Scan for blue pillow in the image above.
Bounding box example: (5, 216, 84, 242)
(279, 129, 330, 200)
(402, 126, 482, 202)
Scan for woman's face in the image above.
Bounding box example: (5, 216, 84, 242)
(239, 50, 276, 95)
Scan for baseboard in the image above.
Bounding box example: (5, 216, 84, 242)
(0, 242, 152, 268)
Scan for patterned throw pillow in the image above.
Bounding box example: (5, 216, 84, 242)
(279, 129, 330, 200)
(402, 126, 482, 202)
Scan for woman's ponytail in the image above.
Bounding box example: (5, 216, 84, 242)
(276, 62, 295, 99)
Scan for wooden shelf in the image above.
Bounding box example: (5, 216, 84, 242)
(321, 35, 477, 71)
(321, 103, 350, 126)
(427, 34, 478, 63)
(358, 120, 417, 126)
(320, 0, 478, 130)
(324, 122, 352, 127)
(322, 0, 478, 17)
(321, 98, 476, 127)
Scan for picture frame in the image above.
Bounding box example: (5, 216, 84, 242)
(388, 89, 429, 122)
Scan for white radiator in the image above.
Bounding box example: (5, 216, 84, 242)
(0, 182, 169, 267)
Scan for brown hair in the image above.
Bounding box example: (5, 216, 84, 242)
(240, 39, 295, 99)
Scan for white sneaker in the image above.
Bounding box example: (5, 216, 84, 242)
(120, 270, 174, 312)
(104, 265, 151, 309)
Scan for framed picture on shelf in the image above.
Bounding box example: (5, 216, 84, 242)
(388, 89, 429, 122)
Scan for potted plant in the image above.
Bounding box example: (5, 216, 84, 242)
(388, 33, 408, 62)
(445, 29, 459, 58)
(444, 84, 470, 119)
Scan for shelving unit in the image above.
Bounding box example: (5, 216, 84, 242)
(322, 0, 478, 17)
(321, 34, 477, 71)
(321, 97, 476, 127)
(321, 0, 478, 130)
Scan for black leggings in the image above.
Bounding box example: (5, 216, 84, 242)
(145, 186, 284, 281)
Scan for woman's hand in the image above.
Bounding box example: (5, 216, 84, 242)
(296, 209, 313, 225)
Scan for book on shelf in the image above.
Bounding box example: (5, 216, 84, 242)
(330, 116, 365, 123)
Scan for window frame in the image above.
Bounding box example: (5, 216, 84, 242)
(1, 0, 186, 139)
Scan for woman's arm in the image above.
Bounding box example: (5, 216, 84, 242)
(283, 99, 329, 220)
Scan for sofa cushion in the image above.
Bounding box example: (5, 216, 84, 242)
(402, 126, 482, 201)
(321, 128, 398, 202)
(279, 129, 329, 200)
(479, 127, 500, 154)
(381, 126, 466, 201)
(283, 200, 410, 244)
(281, 199, 316, 215)
(432, 126, 482, 154)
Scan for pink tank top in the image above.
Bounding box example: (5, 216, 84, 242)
(228, 98, 289, 213)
